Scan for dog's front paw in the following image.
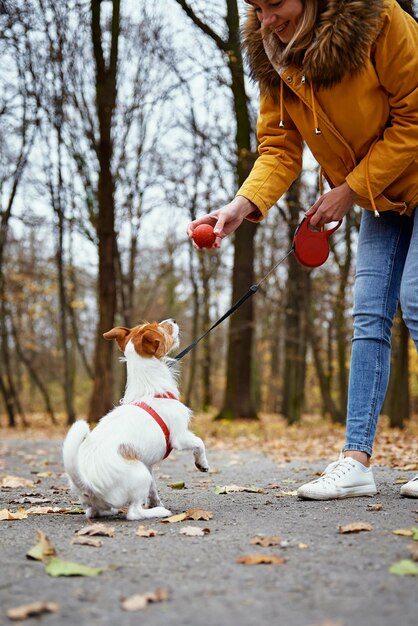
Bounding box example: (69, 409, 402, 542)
(195, 461, 209, 473)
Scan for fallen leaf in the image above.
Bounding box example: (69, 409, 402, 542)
(121, 588, 170, 612)
(215, 484, 265, 494)
(160, 512, 187, 524)
(0, 475, 35, 488)
(26, 506, 74, 515)
(0, 508, 28, 521)
(75, 523, 114, 537)
(13, 497, 51, 505)
(393, 477, 409, 484)
(168, 482, 186, 489)
(184, 508, 213, 521)
(26, 530, 57, 561)
(275, 490, 298, 497)
(45, 556, 111, 577)
(179, 526, 210, 537)
(281, 478, 297, 484)
(392, 528, 414, 537)
(338, 522, 373, 534)
(71, 536, 102, 547)
(161, 508, 213, 523)
(298, 543, 309, 549)
(35, 471, 56, 478)
(237, 554, 286, 565)
(136, 526, 159, 537)
(408, 542, 418, 562)
(6, 601, 60, 620)
(249, 535, 281, 547)
(389, 559, 418, 576)
(367, 503, 383, 511)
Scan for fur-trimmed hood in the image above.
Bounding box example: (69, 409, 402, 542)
(243, 0, 388, 90)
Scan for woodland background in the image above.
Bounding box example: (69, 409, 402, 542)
(1, 0, 418, 433)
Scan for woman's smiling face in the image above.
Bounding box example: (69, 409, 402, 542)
(245, 0, 304, 44)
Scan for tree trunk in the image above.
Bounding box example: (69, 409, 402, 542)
(383, 310, 410, 428)
(281, 179, 311, 424)
(88, 0, 120, 422)
(216, 0, 258, 420)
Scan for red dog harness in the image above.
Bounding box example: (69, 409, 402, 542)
(131, 393, 176, 459)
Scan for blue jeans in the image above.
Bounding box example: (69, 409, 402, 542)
(345, 207, 418, 457)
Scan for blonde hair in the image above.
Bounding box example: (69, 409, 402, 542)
(275, 1, 320, 67)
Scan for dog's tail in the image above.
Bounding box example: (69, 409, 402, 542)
(62, 420, 90, 491)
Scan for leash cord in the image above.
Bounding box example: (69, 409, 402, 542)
(175, 248, 294, 361)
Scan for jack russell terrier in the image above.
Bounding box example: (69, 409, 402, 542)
(63, 319, 209, 520)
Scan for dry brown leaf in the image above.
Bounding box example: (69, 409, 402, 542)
(35, 471, 56, 478)
(161, 508, 213, 523)
(13, 496, 51, 505)
(249, 535, 281, 547)
(6, 601, 60, 620)
(71, 536, 103, 547)
(26, 506, 71, 515)
(26, 530, 57, 561)
(160, 512, 187, 524)
(75, 523, 114, 537)
(408, 542, 418, 561)
(392, 528, 414, 537)
(0, 508, 29, 521)
(121, 588, 170, 612)
(179, 526, 210, 537)
(275, 490, 298, 497)
(136, 526, 159, 537)
(0, 475, 35, 488)
(185, 507, 213, 521)
(367, 503, 383, 511)
(237, 554, 286, 565)
(298, 543, 309, 549)
(338, 522, 373, 534)
(394, 477, 409, 484)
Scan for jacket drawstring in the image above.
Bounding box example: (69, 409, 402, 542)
(281, 75, 379, 217)
(310, 82, 321, 135)
(365, 139, 380, 217)
(279, 79, 284, 128)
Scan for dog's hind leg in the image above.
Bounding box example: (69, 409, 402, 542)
(147, 469, 164, 508)
(126, 503, 172, 521)
(124, 462, 172, 521)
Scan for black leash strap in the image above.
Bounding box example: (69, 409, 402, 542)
(175, 248, 294, 361)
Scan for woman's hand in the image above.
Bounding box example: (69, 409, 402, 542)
(306, 182, 357, 228)
(187, 196, 258, 249)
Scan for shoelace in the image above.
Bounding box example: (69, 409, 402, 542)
(312, 459, 356, 484)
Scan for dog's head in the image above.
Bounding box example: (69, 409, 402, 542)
(103, 319, 179, 359)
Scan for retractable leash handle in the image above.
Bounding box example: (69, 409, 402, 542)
(175, 216, 342, 361)
(292, 214, 342, 268)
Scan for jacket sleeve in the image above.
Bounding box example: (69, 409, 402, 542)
(346, 0, 418, 200)
(236, 90, 303, 222)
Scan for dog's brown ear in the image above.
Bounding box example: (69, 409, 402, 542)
(103, 327, 131, 352)
(138, 328, 167, 358)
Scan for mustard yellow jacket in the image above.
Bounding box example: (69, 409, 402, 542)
(238, 0, 418, 219)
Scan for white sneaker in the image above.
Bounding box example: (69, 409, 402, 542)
(400, 474, 418, 498)
(297, 457, 377, 500)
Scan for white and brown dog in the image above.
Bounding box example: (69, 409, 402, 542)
(63, 319, 209, 520)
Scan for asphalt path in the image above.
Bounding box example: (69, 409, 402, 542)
(1, 438, 417, 626)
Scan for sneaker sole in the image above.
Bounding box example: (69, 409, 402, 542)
(400, 489, 418, 498)
(297, 485, 378, 500)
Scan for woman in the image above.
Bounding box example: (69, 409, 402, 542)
(187, 0, 418, 499)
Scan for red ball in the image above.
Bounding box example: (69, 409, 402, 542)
(192, 224, 217, 248)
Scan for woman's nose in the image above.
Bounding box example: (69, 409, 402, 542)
(262, 10, 276, 27)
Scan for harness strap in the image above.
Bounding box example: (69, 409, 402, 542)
(131, 401, 172, 459)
